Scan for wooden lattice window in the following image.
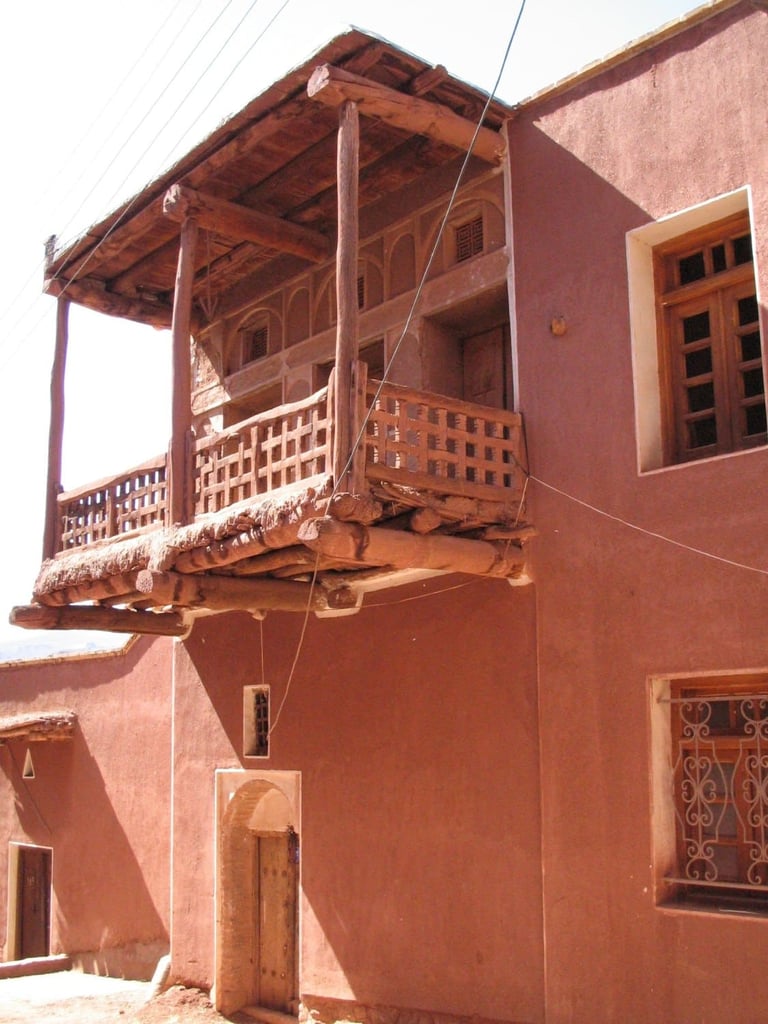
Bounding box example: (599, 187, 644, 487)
(357, 274, 365, 310)
(655, 213, 765, 463)
(666, 675, 768, 913)
(455, 216, 484, 262)
(243, 686, 270, 757)
(242, 324, 269, 365)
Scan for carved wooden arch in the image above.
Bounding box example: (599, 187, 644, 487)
(311, 255, 385, 335)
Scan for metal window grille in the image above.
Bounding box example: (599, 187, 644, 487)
(668, 689, 768, 905)
(455, 216, 484, 262)
(253, 688, 269, 757)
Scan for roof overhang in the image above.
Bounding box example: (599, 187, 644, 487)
(0, 711, 77, 742)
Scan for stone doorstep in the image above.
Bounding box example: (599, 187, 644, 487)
(242, 1007, 299, 1024)
(0, 954, 72, 980)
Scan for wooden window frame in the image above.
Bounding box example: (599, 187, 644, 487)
(454, 214, 484, 263)
(654, 212, 765, 464)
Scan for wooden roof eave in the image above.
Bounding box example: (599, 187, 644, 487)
(0, 710, 77, 742)
(41, 29, 512, 325)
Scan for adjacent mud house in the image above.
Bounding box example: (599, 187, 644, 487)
(2, 2, 768, 1021)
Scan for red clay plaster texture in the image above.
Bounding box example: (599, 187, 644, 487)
(510, 6, 768, 1023)
(171, 580, 543, 1023)
(0, 637, 173, 977)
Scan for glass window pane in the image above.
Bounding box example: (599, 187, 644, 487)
(712, 244, 727, 273)
(688, 416, 717, 448)
(738, 294, 759, 326)
(745, 402, 767, 436)
(679, 250, 706, 283)
(743, 368, 764, 398)
(741, 331, 762, 362)
(685, 347, 712, 379)
(687, 382, 715, 412)
(733, 233, 753, 265)
(683, 311, 711, 344)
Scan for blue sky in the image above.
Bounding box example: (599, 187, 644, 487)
(0, 0, 702, 654)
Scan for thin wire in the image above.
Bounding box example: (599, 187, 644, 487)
(269, 0, 529, 738)
(0, 0, 289, 375)
(530, 473, 768, 577)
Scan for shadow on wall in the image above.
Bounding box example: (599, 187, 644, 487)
(0, 719, 168, 979)
(183, 578, 544, 1021)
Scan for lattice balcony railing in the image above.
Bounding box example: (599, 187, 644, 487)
(364, 379, 526, 501)
(193, 387, 331, 516)
(53, 377, 527, 552)
(58, 455, 167, 549)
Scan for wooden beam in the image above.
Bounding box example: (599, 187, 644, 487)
(44, 276, 174, 329)
(297, 518, 526, 577)
(163, 184, 331, 264)
(36, 572, 142, 608)
(333, 100, 360, 489)
(43, 297, 69, 560)
(135, 569, 356, 613)
(308, 64, 504, 165)
(0, 711, 77, 743)
(10, 604, 187, 637)
(169, 216, 198, 526)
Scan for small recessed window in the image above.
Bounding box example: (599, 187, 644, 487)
(357, 275, 366, 310)
(242, 325, 269, 365)
(243, 686, 270, 758)
(455, 216, 484, 262)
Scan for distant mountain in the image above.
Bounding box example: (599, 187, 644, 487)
(0, 632, 127, 665)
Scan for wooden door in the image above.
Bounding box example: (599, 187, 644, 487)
(254, 832, 298, 1011)
(16, 846, 51, 959)
(462, 324, 510, 409)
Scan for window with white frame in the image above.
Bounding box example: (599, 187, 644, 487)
(627, 189, 765, 471)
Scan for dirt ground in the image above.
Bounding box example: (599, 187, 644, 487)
(0, 974, 254, 1024)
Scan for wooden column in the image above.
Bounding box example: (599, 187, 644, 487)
(43, 297, 69, 560)
(169, 216, 198, 525)
(333, 100, 360, 489)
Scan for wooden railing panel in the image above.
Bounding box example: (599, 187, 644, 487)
(53, 380, 525, 554)
(193, 388, 331, 515)
(57, 455, 167, 549)
(364, 380, 526, 501)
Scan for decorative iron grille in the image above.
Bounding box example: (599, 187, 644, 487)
(669, 689, 768, 904)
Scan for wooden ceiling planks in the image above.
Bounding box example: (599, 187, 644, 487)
(43, 29, 510, 328)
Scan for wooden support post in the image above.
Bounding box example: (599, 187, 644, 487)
(169, 216, 199, 526)
(349, 358, 367, 494)
(333, 100, 360, 490)
(43, 297, 69, 560)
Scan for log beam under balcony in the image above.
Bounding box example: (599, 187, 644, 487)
(307, 64, 505, 165)
(162, 184, 332, 263)
(135, 569, 357, 613)
(44, 276, 174, 329)
(297, 518, 526, 577)
(10, 604, 187, 637)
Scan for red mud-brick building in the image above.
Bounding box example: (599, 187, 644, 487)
(2, 2, 767, 1022)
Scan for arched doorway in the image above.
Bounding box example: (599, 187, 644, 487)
(215, 773, 300, 1017)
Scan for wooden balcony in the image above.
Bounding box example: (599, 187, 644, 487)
(13, 369, 531, 634)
